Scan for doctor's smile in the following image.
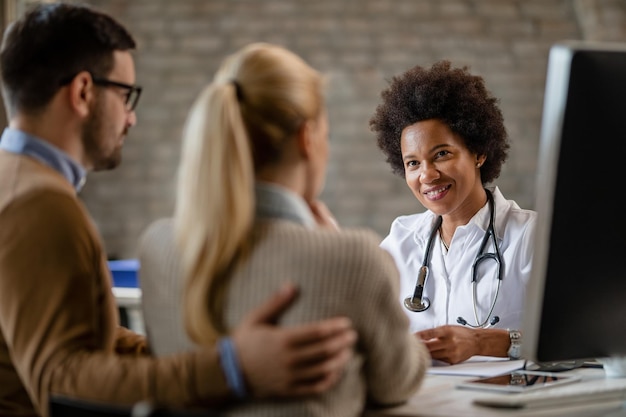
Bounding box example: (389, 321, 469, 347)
(423, 185, 451, 200)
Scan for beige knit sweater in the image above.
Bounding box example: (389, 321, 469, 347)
(140, 216, 430, 417)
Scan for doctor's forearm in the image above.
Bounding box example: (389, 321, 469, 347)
(476, 329, 511, 357)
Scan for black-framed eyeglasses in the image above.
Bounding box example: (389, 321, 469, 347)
(59, 73, 142, 112)
(91, 77, 142, 112)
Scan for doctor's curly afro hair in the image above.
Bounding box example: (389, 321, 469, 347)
(369, 60, 509, 184)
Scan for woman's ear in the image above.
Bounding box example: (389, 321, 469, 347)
(475, 154, 487, 168)
(296, 120, 314, 159)
(67, 71, 95, 118)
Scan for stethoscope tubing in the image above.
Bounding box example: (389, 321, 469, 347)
(404, 189, 504, 328)
(468, 190, 503, 327)
(403, 214, 442, 313)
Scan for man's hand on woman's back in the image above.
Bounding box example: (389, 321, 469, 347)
(232, 282, 357, 398)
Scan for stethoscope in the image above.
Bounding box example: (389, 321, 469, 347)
(403, 189, 504, 329)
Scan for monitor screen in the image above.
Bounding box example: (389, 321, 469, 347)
(523, 40, 626, 365)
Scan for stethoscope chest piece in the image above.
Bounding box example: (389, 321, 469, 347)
(404, 265, 431, 312)
(404, 295, 430, 312)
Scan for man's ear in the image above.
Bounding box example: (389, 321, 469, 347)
(67, 71, 95, 118)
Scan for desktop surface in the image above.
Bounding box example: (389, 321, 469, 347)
(363, 366, 626, 417)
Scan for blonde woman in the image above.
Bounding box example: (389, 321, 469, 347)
(140, 43, 429, 417)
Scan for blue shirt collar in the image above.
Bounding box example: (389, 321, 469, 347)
(0, 128, 86, 192)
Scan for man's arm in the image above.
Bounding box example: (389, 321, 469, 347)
(118, 279, 356, 399)
(115, 326, 149, 355)
(0, 191, 233, 414)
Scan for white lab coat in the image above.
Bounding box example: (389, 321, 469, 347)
(381, 187, 536, 333)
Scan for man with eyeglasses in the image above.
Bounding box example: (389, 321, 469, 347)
(0, 3, 356, 417)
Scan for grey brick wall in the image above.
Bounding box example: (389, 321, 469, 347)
(76, 0, 625, 259)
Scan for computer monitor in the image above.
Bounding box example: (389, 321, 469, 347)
(523, 40, 626, 368)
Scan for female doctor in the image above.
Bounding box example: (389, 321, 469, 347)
(369, 61, 536, 365)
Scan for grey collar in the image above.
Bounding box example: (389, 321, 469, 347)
(255, 182, 316, 228)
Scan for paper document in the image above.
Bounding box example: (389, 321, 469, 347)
(427, 356, 525, 377)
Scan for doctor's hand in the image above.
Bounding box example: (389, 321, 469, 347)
(416, 325, 510, 365)
(232, 282, 357, 399)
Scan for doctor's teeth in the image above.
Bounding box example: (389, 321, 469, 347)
(426, 189, 444, 197)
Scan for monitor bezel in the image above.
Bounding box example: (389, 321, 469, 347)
(522, 40, 626, 364)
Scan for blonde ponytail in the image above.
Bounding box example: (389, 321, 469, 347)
(175, 82, 254, 344)
(175, 43, 324, 345)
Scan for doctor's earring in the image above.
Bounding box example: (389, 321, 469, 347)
(476, 162, 482, 168)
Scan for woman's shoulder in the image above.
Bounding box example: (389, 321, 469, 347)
(311, 225, 387, 253)
(247, 223, 399, 295)
(140, 217, 175, 242)
(260, 219, 378, 240)
(259, 221, 391, 261)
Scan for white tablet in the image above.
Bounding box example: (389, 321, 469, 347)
(456, 370, 581, 393)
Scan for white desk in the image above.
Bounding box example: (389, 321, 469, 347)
(112, 287, 141, 308)
(112, 287, 145, 335)
(364, 367, 626, 417)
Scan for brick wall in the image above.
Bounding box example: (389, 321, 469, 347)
(77, 0, 626, 259)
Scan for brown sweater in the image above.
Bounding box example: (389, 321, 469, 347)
(140, 217, 430, 417)
(0, 151, 229, 417)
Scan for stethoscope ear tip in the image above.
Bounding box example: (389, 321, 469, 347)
(404, 296, 430, 312)
(457, 315, 500, 328)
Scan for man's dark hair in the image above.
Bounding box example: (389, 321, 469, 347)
(369, 60, 509, 184)
(0, 2, 136, 116)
